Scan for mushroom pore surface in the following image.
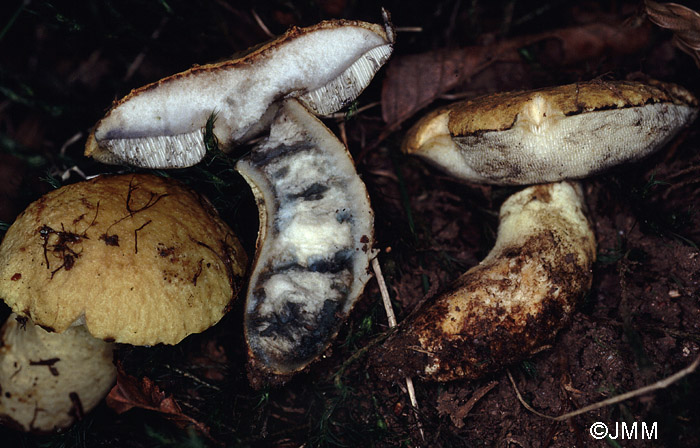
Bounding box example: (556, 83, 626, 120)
(403, 80, 698, 185)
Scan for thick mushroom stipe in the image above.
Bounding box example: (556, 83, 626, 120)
(85, 16, 394, 169)
(0, 314, 115, 432)
(371, 182, 595, 382)
(237, 99, 376, 387)
(403, 80, 698, 185)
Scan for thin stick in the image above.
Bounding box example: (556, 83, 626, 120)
(508, 353, 700, 421)
(329, 101, 381, 119)
(371, 257, 425, 442)
(251, 9, 274, 38)
(373, 257, 397, 327)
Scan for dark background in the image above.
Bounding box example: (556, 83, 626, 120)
(1, 1, 699, 446)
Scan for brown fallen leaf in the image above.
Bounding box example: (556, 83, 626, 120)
(107, 364, 215, 441)
(380, 21, 651, 135)
(646, 0, 700, 67)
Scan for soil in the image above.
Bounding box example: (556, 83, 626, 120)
(0, 1, 699, 447)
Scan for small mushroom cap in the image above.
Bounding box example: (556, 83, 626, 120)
(403, 80, 698, 185)
(0, 174, 247, 345)
(0, 314, 116, 432)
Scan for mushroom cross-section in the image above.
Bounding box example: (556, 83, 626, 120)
(0, 174, 247, 431)
(236, 99, 376, 387)
(403, 80, 698, 185)
(85, 14, 394, 169)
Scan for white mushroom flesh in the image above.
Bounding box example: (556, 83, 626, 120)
(88, 18, 393, 169)
(236, 99, 375, 377)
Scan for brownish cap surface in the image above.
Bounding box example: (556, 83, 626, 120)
(447, 79, 697, 136)
(0, 174, 247, 345)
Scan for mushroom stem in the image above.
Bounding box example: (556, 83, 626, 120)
(371, 182, 596, 382)
(0, 314, 116, 432)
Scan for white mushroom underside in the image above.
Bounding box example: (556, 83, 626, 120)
(237, 100, 374, 373)
(427, 102, 696, 184)
(93, 26, 392, 168)
(96, 128, 206, 169)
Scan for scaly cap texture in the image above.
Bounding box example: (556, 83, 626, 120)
(0, 174, 247, 345)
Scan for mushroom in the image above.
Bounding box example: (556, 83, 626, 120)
(236, 99, 376, 387)
(402, 80, 698, 185)
(0, 314, 115, 432)
(372, 182, 595, 381)
(0, 174, 247, 431)
(372, 79, 698, 382)
(85, 13, 394, 169)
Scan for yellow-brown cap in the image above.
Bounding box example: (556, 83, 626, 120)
(403, 80, 698, 185)
(0, 174, 247, 345)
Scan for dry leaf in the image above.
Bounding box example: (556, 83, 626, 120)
(646, 0, 700, 67)
(380, 44, 521, 132)
(381, 22, 650, 132)
(107, 364, 214, 440)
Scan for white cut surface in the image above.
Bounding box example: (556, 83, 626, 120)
(419, 102, 697, 185)
(91, 22, 393, 168)
(236, 99, 375, 375)
(0, 314, 116, 432)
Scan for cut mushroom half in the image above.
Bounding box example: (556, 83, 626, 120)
(0, 174, 247, 431)
(403, 80, 698, 185)
(236, 99, 376, 387)
(85, 12, 395, 169)
(371, 182, 596, 382)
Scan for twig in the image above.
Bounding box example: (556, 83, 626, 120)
(395, 26, 423, 33)
(164, 364, 221, 392)
(507, 353, 700, 421)
(372, 257, 425, 442)
(329, 101, 381, 119)
(124, 17, 169, 82)
(59, 131, 83, 156)
(251, 9, 274, 39)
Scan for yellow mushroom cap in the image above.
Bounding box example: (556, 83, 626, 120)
(403, 80, 698, 185)
(0, 174, 247, 346)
